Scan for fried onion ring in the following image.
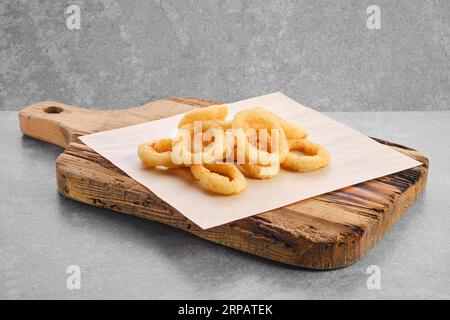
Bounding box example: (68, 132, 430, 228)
(138, 105, 331, 196)
(241, 162, 280, 180)
(281, 139, 331, 172)
(172, 121, 227, 165)
(138, 138, 182, 169)
(190, 164, 246, 195)
(275, 116, 308, 140)
(177, 104, 228, 128)
(232, 108, 289, 165)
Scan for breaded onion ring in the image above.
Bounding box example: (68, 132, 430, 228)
(172, 121, 227, 164)
(281, 139, 331, 172)
(177, 104, 228, 128)
(241, 162, 280, 180)
(275, 116, 308, 140)
(258, 108, 308, 139)
(179, 120, 231, 135)
(214, 120, 232, 130)
(138, 105, 330, 196)
(190, 164, 246, 195)
(232, 108, 289, 165)
(138, 138, 181, 169)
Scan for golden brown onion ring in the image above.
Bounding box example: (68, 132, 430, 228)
(275, 116, 308, 140)
(177, 104, 228, 129)
(232, 108, 289, 165)
(241, 162, 280, 180)
(281, 139, 331, 172)
(138, 138, 182, 169)
(172, 121, 227, 165)
(190, 164, 246, 195)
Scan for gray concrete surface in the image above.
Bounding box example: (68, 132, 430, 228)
(1, 0, 449, 111)
(1, 110, 449, 300)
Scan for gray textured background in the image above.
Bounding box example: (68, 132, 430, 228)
(0, 0, 449, 111)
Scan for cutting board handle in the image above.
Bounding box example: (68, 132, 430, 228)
(19, 98, 219, 148)
(19, 101, 98, 148)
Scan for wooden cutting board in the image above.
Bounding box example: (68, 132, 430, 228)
(19, 98, 428, 269)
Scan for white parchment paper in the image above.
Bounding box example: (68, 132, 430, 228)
(80, 92, 422, 229)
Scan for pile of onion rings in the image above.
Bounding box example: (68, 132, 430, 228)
(138, 104, 331, 195)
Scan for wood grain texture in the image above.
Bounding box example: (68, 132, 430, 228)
(19, 98, 429, 269)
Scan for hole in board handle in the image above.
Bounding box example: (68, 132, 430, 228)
(44, 106, 64, 114)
